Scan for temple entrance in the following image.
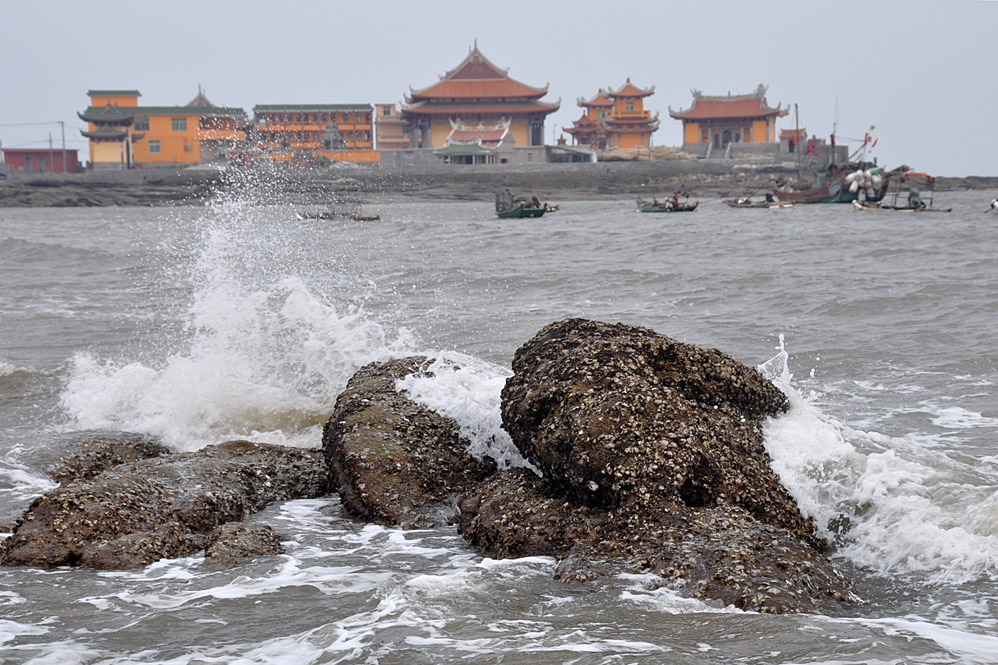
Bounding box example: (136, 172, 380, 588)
(721, 130, 732, 148)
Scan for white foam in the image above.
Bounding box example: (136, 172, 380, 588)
(396, 353, 535, 471)
(759, 336, 998, 582)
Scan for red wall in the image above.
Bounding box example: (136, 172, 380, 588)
(2, 149, 81, 173)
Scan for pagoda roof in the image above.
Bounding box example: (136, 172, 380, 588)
(605, 115, 661, 132)
(87, 89, 141, 97)
(81, 105, 247, 119)
(80, 125, 130, 140)
(185, 86, 215, 107)
(605, 111, 660, 126)
(402, 100, 560, 117)
(77, 104, 134, 124)
(407, 43, 550, 102)
(253, 103, 372, 112)
(578, 90, 613, 108)
(669, 84, 788, 120)
(608, 79, 654, 99)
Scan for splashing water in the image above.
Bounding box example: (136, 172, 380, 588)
(760, 335, 998, 583)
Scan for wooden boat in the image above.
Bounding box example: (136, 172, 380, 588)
(775, 164, 903, 204)
(496, 191, 548, 218)
(297, 211, 380, 221)
(852, 172, 951, 213)
(636, 196, 698, 213)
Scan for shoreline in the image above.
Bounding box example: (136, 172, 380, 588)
(2, 161, 996, 208)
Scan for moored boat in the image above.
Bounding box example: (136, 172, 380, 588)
(636, 193, 698, 213)
(724, 194, 793, 209)
(853, 171, 952, 213)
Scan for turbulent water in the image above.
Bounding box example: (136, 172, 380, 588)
(1, 176, 996, 664)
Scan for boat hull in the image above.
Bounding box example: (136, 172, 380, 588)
(496, 206, 546, 218)
(636, 201, 699, 213)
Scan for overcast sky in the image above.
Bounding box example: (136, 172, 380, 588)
(2, 0, 995, 176)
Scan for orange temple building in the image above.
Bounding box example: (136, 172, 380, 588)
(564, 80, 659, 150)
(669, 85, 788, 150)
(250, 104, 376, 163)
(401, 43, 559, 149)
(80, 89, 247, 169)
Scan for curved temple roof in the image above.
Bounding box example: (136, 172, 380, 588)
(406, 43, 551, 103)
(669, 84, 788, 120)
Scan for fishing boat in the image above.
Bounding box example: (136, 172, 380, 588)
(852, 171, 951, 213)
(636, 194, 698, 213)
(495, 191, 548, 218)
(297, 210, 380, 221)
(775, 164, 898, 204)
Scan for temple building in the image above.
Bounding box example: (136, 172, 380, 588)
(563, 89, 612, 149)
(401, 43, 559, 150)
(564, 80, 659, 150)
(669, 85, 788, 150)
(79, 89, 247, 168)
(250, 104, 376, 163)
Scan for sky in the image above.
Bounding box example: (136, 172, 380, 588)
(2, 0, 996, 177)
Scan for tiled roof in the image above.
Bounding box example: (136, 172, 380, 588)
(78, 104, 133, 123)
(88, 89, 141, 97)
(578, 90, 613, 107)
(608, 79, 654, 98)
(408, 44, 549, 101)
(80, 125, 130, 139)
(669, 85, 788, 120)
(253, 104, 371, 111)
(81, 105, 247, 119)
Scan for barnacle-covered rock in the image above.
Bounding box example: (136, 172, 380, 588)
(462, 318, 852, 613)
(0, 440, 330, 569)
(322, 357, 496, 528)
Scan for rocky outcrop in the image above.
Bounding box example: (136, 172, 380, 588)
(460, 319, 851, 613)
(0, 440, 330, 569)
(322, 356, 496, 528)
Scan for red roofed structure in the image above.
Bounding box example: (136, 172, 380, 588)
(564, 80, 659, 150)
(401, 42, 559, 149)
(669, 84, 788, 150)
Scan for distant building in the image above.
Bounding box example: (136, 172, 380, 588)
(1, 148, 80, 173)
(401, 43, 559, 150)
(251, 104, 376, 163)
(566, 80, 659, 150)
(563, 89, 612, 150)
(79, 89, 247, 169)
(375, 104, 408, 151)
(669, 85, 788, 150)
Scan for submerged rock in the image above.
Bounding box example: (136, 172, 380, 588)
(461, 318, 852, 613)
(322, 356, 496, 528)
(0, 440, 331, 569)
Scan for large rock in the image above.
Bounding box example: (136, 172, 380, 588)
(322, 356, 496, 528)
(0, 440, 331, 569)
(461, 319, 851, 613)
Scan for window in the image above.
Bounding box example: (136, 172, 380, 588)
(382, 106, 392, 116)
(626, 102, 635, 111)
(149, 140, 161, 153)
(134, 117, 149, 131)
(171, 117, 187, 131)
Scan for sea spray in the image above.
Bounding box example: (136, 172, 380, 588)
(60, 174, 416, 450)
(760, 335, 998, 583)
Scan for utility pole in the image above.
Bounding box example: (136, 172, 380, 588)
(49, 133, 54, 173)
(60, 121, 66, 173)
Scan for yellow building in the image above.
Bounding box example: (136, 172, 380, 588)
(401, 43, 559, 149)
(566, 80, 660, 150)
(669, 85, 788, 150)
(80, 89, 247, 168)
(250, 104, 377, 163)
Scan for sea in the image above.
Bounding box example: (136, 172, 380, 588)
(0, 175, 996, 664)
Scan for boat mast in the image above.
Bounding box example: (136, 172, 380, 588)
(794, 103, 802, 182)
